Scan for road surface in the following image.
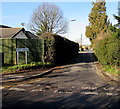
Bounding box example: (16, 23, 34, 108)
(2, 52, 120, 109)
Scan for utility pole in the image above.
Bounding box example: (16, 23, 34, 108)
(80, 34, 82, 46)
(80, 34, 83, 51)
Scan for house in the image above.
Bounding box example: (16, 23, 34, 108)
(0, 25, 43, 65)
(0, 25, 38, 39)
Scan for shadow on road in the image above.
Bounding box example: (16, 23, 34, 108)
(68, 52, 98, 65)
(2, 85, 120, 109)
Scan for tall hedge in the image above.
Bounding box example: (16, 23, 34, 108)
(94, 33, 120, 66)
(41, 33, 79, 64)
(1, 39, 16, 64)
(16, 39, 44, 64)
(0, 39, 44, 65)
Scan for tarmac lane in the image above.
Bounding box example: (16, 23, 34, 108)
(2, 52, 120, 109)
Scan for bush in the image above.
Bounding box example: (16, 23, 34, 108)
(94, 32, 120, 66)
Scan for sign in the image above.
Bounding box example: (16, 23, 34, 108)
(16, 48, 29, 52)
(16, 48, 29, 64)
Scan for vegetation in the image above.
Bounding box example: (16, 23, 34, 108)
(1, 62, 53, 74)
(94, 29, 120, 66)
(30, 3, 68, 36)
(40, 33, 79, 65)
(113, 14, 120, 23)
(103, 65, 119, 77)
(86, 1, 120, 76)
(0, 39, 44, 65)
(113, 14, 120, 27)
(85, 1, 109, 44)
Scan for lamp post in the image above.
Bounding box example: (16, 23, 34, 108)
(79, 34, 83, 51)
(21, 22, 25, 28)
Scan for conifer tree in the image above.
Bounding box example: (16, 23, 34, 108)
(86, 0, 108, 43)
(113, 14, 120, 27)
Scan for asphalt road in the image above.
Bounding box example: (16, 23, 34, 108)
(2, 51, 120, 109)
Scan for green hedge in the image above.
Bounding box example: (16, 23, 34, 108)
(0, 39, 44, 65)
(41, 33, 79, 64)
(94, 35, 120, 66)
(16, 39, 44, 64)
(1, 39, 16, 64)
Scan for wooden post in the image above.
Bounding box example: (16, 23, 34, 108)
(17, 51, 19, 65)
(25, 51, 27, 64)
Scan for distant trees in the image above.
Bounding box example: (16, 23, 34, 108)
(30, 3, 68, 36)
(85, 1, 109, 43)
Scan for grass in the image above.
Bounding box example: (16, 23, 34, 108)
(102, 65, 120, 77)
(1, 62, 53, 74)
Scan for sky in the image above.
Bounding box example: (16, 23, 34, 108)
(1, 0, 119, 45)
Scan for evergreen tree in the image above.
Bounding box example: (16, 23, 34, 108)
(113, 14, 120, 27)
(86, 0, 108, 43)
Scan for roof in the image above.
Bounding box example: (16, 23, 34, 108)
(25, 31, 39, 39)
(0, 28, 24, 38)
(0, 25, 11, 28)
(0, 27, 39, 39)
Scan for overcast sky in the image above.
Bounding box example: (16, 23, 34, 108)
(1, 0, 119, 45)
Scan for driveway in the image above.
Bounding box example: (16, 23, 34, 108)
(2, 51, 120, 109)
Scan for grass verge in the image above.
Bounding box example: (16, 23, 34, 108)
(102, 65, 120, 77)
(1, 62, 54, 74)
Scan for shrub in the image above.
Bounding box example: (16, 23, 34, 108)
(94, 32, 120, 66)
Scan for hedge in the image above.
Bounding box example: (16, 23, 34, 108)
(0, 39, 44, 65)
(1, 34, 79, 65)
(94, 34, 120, 66)
(41, 33, 79, 64)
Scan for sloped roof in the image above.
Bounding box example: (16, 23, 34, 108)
(25, 31, 39, 39)
(0, 28, 25, 38)
(0, 27, 39, 39)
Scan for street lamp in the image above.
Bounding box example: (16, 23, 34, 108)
(21, 22, 25, 27)
(70, 19, 76, 22)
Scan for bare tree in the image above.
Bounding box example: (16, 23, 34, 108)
(30, 3, 68, 36)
